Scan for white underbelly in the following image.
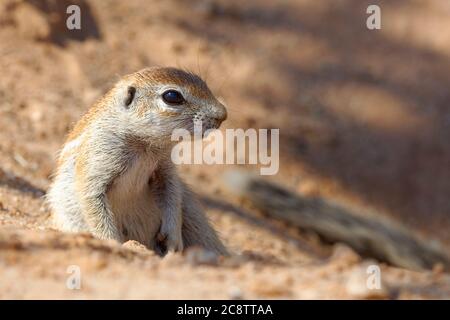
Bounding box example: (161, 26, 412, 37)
(106, 153, 161, 247)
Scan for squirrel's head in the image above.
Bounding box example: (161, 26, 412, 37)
(110, 67, 227, 142)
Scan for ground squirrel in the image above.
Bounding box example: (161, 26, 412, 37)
(47, 67, 228, 256)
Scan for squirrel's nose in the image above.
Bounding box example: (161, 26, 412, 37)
(212, 103, 228, 123)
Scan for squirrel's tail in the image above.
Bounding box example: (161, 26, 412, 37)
(224, 170, 450, 271)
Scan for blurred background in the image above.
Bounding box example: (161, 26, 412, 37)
(0, 0, 449, 299)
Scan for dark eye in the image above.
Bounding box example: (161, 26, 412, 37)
(162, 90, 185, 105)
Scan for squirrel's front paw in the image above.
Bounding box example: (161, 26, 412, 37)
(155, 225, 183, 256)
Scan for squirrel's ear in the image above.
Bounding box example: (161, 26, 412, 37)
(124, 86, 136, 108)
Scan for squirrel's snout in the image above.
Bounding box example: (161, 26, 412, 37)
(212, 103, 228, 123)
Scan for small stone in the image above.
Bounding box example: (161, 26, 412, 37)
(185, 246, 219, 266)
(228, 286, 243, 299)
(330, 244, 361, 265)
(122, 240, 148, 253)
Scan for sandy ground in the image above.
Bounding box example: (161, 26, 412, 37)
(0, 0, 449, 299)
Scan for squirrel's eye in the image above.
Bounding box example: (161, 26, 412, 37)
(162, 90, 185, 105)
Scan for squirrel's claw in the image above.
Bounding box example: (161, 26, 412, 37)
(154, 228, 183, 256)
